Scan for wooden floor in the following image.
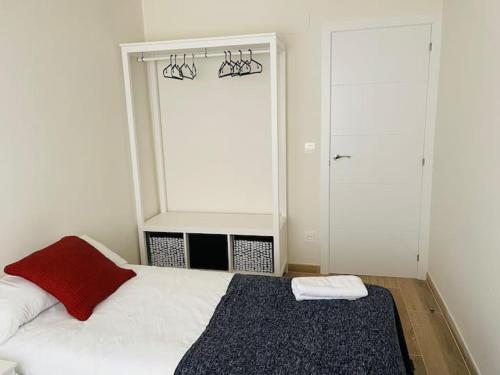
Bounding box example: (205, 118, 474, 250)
(285, 272, 471, 375)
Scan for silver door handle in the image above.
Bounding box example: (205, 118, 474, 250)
(333, 154, 351, 160)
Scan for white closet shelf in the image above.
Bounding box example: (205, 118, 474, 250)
(142, 212, 283, 236)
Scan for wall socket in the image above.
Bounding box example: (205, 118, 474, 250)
(304, 142, 316, 153)
(304, 231, 315, 242)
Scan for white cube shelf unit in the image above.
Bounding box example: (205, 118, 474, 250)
(121, 33, 287, 275)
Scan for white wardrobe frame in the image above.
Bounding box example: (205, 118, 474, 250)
(120, 33, 288, 276)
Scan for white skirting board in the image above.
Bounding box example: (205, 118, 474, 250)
(427, 273, 480, 375)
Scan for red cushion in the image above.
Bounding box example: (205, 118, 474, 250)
(4, 236, 136, 321)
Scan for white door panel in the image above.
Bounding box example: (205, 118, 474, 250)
(332, 83, 429, 136)
(331, 25, 431, 84)
(332, 183, 421, 233)
(332, 135, 424, 184)
(331, 230, 419, 277)
(329, 24, 431, 277)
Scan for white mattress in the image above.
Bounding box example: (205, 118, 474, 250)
(0, 265, 233, 375)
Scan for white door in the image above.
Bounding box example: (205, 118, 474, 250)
(329, 24, 432, 277)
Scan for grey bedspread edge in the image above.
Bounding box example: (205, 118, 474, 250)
(175, 274, 413, 375)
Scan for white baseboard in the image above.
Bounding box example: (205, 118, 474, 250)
(427, 273, 481, 375)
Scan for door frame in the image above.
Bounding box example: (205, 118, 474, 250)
(320, 17, 442, 279)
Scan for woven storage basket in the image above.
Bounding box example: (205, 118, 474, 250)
(233, 235, 274, 273)
(146, 232, 185, 268)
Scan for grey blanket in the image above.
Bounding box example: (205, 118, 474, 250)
(175, 274, 412, 375)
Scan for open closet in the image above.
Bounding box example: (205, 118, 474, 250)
(120, 33, 287, 275)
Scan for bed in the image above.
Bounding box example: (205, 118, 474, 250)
(0, 265, 412, 375)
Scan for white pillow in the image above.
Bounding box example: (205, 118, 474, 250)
(78, 235, 128, 266)
(0, 275, 58, 344)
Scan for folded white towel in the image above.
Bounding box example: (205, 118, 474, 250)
(291, 275, 368, 301)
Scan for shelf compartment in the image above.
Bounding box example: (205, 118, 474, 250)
(188, 233, 229, 271)
(146, 232, 185, 268)
(233, 235, 274, 273)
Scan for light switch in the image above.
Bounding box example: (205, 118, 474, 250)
(304, 142, 316, 153)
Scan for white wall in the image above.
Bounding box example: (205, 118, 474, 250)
(429, 0, 500, 374)
(158, 56, 272, 214)
(0, 0, 145, 266)
(141, 0, 443, 264)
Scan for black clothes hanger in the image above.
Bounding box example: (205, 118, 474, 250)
(180, 54, 195, 80)
(248, 49, 263, 74)
(163, 55, 174, 78)
(171, 55, 183, 80)
(218, 51, 233, 78)
(191, 53, 197, 78)
(238, 49, 252, 76)
(227, 50, 238, 76)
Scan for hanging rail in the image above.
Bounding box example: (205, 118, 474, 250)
(137, 49, 270, 63)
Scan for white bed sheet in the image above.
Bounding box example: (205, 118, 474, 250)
(0, 265, 233, 375)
